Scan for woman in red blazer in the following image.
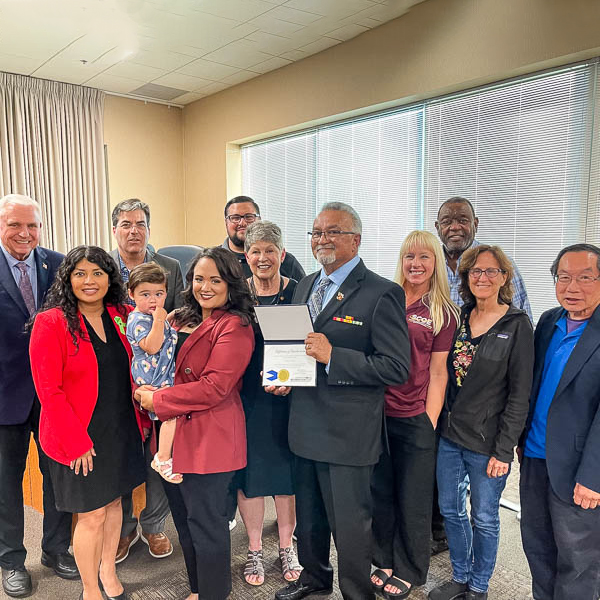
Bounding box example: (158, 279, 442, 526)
(135, 246, 255, 600)
(30, 246, 148, 600)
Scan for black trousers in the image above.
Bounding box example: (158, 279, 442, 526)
(371, 413, 436, 585)
(520, 457, 600, 600)
(295, 455, 375, 600)
(0, 401, 72, 569)
(431, 432, 446, 541)
(162, 471, 234, 599)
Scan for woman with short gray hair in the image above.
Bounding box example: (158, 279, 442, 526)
(236, 220, 302, 587)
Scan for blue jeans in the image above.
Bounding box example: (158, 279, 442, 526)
(436, 437, 509, 593)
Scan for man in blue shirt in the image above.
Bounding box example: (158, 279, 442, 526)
(519, 243, 600, 600)
(435, 197, 532, 321)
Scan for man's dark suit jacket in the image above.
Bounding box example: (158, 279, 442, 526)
(288, 259, 410, 467)
(0, 245, 63, 425)
(109, 248, 184, 312)
(524, 305, 600, 503)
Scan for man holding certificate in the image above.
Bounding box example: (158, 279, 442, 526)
(272, 202, 411, 600)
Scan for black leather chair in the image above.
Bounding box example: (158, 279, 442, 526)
(157, 245, 203, 279)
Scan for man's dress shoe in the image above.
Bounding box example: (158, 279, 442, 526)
(274, 580, 333, 600)
(1, 567, 33, 598)
(41, 551, 80, 580)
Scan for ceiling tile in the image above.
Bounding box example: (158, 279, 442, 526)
(152, 72, 214, 91)
(170, 91, 206, 105)
(191, 0, 274, 22)
(32, 58, 109, 85)
(326, 23, 369, 41)
(219, 70, 258, 85)
(202, 40, 273, 69)
(195, 81, 229, 95)
(250, 56, 292, 74)
(279, 49, 309, 62)
(299, 37, 341, 54)
(245, 31, 299, 55)
(268, 6, 325, 25)
(128, 48, 194, 71)
(84, 72, 147, 94)
(178, 58, 238, 80)
(106, 61, 166, 81)
(350, 16, 381, 28)
(0, 53, 45, 76)
(246, 14, 306, 36)
(51, 33, 118, 63)
(284, 0, 376, 17)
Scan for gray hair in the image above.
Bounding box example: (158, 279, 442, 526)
(244, 220, 284, 253)
(111, 199, 151, 227)
(320, 201, 362, 234)
(0, 194, 42, 222)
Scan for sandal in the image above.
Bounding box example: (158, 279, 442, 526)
(279, 546, 303, 581)
(244, 549, 264, 586)
(151, 453, 183, 484)
(383, 575, 411, 600)
(371, 569, 391, 594)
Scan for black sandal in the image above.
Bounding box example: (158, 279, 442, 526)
(371, 569, 391, 594)
(383, 575, 411, 600)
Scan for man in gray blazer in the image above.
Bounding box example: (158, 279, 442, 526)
(273, 202, 411, 600)
(109, 199, 184, 563)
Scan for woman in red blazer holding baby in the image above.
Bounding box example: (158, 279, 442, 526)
(29, 245, 148, 600)
(135, 246, 255, 600)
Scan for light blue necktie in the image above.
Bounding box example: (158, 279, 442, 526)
(308, 276, 331, 321)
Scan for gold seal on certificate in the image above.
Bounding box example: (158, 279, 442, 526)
(254, 304, 317, 387)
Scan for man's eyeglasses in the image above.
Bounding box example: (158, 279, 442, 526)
(307, 230, 357, 241)
(554, 274, 600, 286)
(117, 222, 147, 231)
(226, 213, 260, 224)
(468, 268, 505, 279)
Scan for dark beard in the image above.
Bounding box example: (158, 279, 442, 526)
(228, 231, 245, 251)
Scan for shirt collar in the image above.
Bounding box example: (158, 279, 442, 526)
(319, 255, 360, 286)
(444, 238, 480, 268)
(0, 241, 36, 269)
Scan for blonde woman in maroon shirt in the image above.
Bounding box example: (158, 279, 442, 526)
(371, 230, 459, 599)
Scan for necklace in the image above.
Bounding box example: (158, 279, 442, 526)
(250, 276, 285, 305)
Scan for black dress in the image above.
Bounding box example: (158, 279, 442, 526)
(238, 280, 297, 498)
(49, 310, 145, 513)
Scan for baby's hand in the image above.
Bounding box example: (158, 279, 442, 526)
(154, 307, 168, 322)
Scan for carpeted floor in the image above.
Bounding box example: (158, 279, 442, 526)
(3, 465, 534, 600)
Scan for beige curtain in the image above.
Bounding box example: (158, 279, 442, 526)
(0, 72, 109, 252)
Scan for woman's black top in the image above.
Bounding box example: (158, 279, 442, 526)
(48, 310, 145, 513)
(237, 279, 297, 497)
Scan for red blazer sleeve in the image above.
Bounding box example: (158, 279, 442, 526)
(30, 311, 93, 463)
(153, 317, 254, 421)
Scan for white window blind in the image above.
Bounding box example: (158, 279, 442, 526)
(242, 59, 600, 322)
(423, 66, 597, 322)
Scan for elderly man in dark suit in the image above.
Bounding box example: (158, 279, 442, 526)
(519, 243, 600, 600)
(0, 194, 76, 598)
(273, 202, 410, 600)
(108, 198, 184, 563)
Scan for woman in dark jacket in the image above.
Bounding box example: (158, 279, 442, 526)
(428, 245, 533, 600)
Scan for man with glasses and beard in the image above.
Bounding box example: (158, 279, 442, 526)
(222, 196, 305, 282)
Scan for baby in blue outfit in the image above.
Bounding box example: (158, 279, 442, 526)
(127, 263, 181, 484)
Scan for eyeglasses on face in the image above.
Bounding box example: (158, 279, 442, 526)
(307, 230, 356, 241)
(554, 274, 600, 286)
(117, 222, 147, 231)
(226, 213, 259, 224)
(468, 268, 505, 279)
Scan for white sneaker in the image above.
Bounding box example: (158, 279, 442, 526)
(229, 519, 237, 531)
